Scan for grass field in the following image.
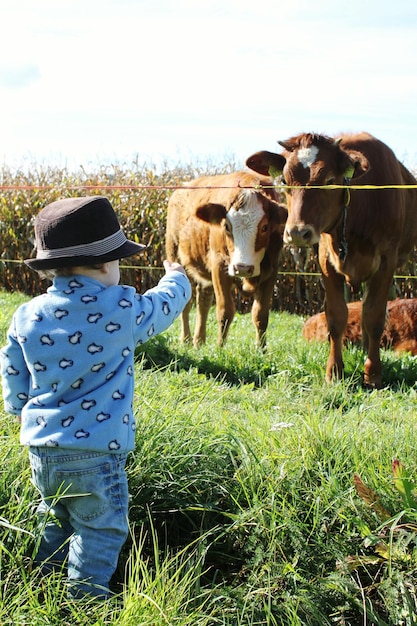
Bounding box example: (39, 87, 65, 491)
(1, 288, 417, 625)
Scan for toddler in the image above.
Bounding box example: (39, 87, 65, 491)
(0, 195, 191, 599)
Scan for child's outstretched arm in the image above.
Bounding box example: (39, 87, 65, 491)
(132, 260, 192, 343)
(162, 260, 187, 276)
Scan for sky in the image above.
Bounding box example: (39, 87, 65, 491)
(1, 0, 417, 172)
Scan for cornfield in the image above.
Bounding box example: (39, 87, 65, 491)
(2, 160, 417, 316)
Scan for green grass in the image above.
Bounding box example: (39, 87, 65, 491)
(2, 289, 417, 624)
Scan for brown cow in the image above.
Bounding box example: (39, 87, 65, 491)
(246, 132, 417, 387)
(166, 171, 287, 348)
(303, 299, 417, 356)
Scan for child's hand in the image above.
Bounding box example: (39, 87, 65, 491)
(163, 260, 187, 276)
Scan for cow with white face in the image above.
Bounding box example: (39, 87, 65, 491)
(166, 171, 287, 347)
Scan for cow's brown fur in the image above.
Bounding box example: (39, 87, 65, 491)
(246, 133, 417, 387)
(166, 171, 287, 347)
(303, 299, 417, 355)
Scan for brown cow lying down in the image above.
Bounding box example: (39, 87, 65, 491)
(166, 171, 287, 348)
(303, 299, 417, 355)
(246, 132, 417, 388)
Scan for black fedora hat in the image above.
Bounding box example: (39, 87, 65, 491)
(25, 196, 146, 270)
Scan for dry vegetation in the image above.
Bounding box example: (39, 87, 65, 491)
(2, 160, 417, 315)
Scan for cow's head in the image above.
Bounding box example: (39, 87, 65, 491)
(246, 133, 369, 248)
(195, 189, 285, 279)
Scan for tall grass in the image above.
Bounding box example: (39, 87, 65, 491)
(1, 289, 417, 624)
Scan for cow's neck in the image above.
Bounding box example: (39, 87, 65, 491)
(326, 178, 351, 262)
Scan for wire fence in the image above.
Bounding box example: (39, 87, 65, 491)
(2, 177, 417, 317)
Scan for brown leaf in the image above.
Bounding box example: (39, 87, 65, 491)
(353, 473, 391, 521)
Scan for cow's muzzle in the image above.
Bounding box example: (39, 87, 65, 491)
(231, 263, 255, 277)
(284, 224, 318, 247)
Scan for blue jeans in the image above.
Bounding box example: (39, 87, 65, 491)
(29, 447, 129, 599)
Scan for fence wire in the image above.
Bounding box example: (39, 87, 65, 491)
(2, 180, 417, 315)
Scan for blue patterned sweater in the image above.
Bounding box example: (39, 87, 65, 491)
(1, 272, 191, 453)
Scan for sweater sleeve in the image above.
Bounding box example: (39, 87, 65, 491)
(132, 270, 192, 344)
(1, 316, 31, 415)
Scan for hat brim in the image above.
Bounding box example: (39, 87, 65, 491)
(25, 239, 146, 270)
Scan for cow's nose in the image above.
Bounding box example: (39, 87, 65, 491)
(284, 225, 314, 247)
(232, 263, 254, 277)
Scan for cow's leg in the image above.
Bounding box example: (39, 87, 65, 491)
(180, 298, 193, 343)
(321, 269, 348, 382)
(251, 273, 277, 349)
(211, 265, 235, 346)
(193, 283, 214, 346)
(361, 270, 394, 389)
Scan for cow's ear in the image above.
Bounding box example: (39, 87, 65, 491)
(344, 150, 370, 179)
(337, 148, 370, 179)
(196, 203, 226, 225)
(246, 151, 285, 177)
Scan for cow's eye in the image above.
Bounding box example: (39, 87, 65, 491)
(327, 177, 336, 186)
(261, 223, 268, 233)
(224, 220, 232, 235)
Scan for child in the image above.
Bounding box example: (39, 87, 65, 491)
(0, 195, 191, 599)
